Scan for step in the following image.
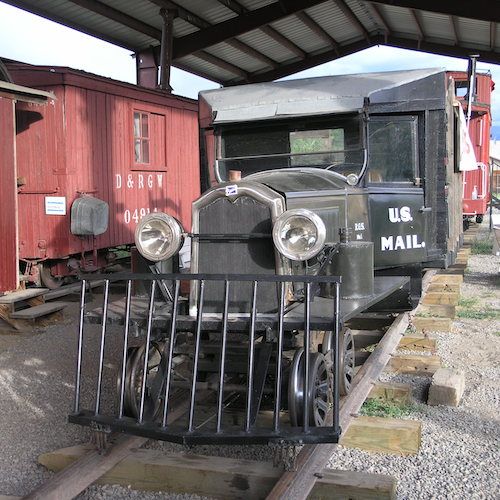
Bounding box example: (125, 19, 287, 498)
(45, 280, 105, 301)
(0, 288, 48, 304)
(9, 302, 70, 320)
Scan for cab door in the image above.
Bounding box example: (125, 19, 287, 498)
(366, 115, 429, 268)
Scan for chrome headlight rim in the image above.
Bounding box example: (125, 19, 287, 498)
(134, 212, 184, 262)
(272, 208, 326, 261)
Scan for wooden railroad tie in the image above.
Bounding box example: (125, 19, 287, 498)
(39, 446, 399, 499)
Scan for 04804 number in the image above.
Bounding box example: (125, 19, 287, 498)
(123, 207, 158, 224)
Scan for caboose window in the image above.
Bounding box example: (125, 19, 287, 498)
(368, 116, 418, 183)
(133, 111, 150, 164)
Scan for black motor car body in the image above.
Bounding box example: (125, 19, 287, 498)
(70, 68, 463, 446)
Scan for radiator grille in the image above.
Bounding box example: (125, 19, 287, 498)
(198, 196, 277, 313)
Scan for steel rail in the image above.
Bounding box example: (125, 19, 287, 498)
(266, 311, 410, 500)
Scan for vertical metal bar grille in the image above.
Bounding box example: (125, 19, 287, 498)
(73, 279, 87, 414)
(162, 279, 180, 428)
(216, 280, 230, 433)
(273, 281, 285, 432)
(138, 281, 156, 424)
(95, 280, 110, 415)
(118, 280, 133, 418)
(71, 272, 342, 446)
(189, 280, 205, 432)
(245, 281, 257, 432)
(303, 282, 311, 432)
(333, 281, 341, 433)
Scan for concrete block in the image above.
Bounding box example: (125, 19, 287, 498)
(427, 368, 465, 407)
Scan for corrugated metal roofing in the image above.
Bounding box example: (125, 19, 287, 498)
(1, 0, 499, 85)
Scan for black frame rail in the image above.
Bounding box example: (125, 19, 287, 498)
(69, 273, 342, 445)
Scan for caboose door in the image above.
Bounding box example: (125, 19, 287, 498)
(365, 115, 429, 268)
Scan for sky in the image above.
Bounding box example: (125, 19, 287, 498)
(0, 1, 499, 129)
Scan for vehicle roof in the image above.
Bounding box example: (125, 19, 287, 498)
(200, 68, 444, 124)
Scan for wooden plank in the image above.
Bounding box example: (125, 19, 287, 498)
(9, 301, 69, 319)
(388, 355, 442, 376)
(310, 469, 396, 499)
(26, 435, 148, 500)
(25, 392, 211, 500)
(341, 416, 421, 455)
(431, 274, 463, 284)
(411, 316, 452, 332)
(0, 304, 33, 331)
(44, 280, 105, 301)
(422, 292, 460, 305)
(0, 288, 48, 304)
(415, 304, 456, 318)
(398, 334, 436, 351)
(368, 382, 411, 404)
(426, 282, 461, 293)
(39, 447, 396, 499)
(266, 312, 410, 499)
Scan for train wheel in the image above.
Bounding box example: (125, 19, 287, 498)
(476, 214, 484, 224)
(288, 350, 329, 427)
(38, 263, 65, 289)
(120, 341, 165, 420)
(322, 328, 355, 396)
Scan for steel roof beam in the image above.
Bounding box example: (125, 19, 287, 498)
(67, 0, 161, 39)
(490, 22, 497, 52)
(369, 1, 500, 24)
(370, 3, 392, 38)
(450, 15, 460, 45)
(335, 0, 371, 42)
(151, 0, 278, 68)
(383, 35, 500, 65)
(242, 38, 373, 84)
(410, 9, 425, 42)
(215, 0, 306, 59)
(172, 0, 327, 59)
(296, 11, 340, 54)
(1, 0, 136, 51)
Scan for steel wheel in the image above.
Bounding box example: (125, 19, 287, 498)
(288, 349, 329, 427)
(322, 328, 355, 396)
(121, 341, 165, 420)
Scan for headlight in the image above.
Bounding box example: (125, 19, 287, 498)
(272, 209, 326, 261)
(134, 212, 184, 262)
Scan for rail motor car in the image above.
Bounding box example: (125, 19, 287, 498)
(2, 60, 199, 291)
(71, 68, 464, 446)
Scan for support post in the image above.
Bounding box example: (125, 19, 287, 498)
(159, 8, 175, 92)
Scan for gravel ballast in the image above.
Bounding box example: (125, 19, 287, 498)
(0, 226, 499, 498)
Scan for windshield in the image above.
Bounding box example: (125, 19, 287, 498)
(216, 116, 365, 182)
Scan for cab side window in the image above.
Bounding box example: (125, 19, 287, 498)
(368, 116, 418, 183)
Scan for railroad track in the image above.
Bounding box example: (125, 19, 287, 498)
(24, 272, 435, 499)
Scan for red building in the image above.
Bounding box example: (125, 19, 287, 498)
(4, 61, 200, 289)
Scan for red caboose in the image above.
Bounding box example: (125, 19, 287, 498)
(4, 60, 200, 289)
(449, 70, 494, 225)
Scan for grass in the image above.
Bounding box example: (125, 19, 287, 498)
(456, 297, 500, 319)
(471, 238, 494, 255)
(456, 309, 500, 319)
(361, 398, 414, 419)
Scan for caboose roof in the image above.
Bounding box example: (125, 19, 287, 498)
(0, 80, 55, 104)
(200, 68, 445, 124)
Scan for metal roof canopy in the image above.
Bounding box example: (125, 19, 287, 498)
(2, 1, 499, 87)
